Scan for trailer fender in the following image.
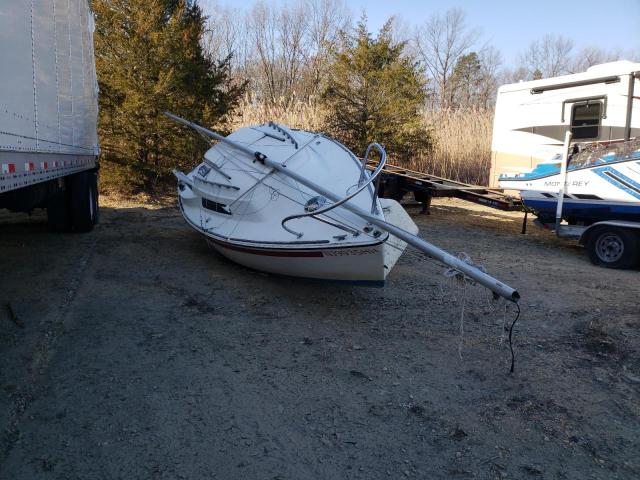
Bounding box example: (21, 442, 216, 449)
(578, 220, 640, 245)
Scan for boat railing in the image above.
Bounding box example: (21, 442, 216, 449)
(280, 142, 387, 238)
(267, 122, 299, 149)
(358, 143, 386, 214)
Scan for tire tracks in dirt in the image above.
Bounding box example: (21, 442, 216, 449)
(1, 234, 98, 465)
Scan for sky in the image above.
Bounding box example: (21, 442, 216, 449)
(200, 0, 640, 67)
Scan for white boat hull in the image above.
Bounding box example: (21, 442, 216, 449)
(193, 197, 418, 285)
(169, 115, 519, 301)
(175, 122, 418, 285)
(207, 236, 386, 285)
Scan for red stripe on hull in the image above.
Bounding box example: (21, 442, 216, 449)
(207, 238, 324, 257)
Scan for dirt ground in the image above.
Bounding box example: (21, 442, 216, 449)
(0, 197, 638, 479)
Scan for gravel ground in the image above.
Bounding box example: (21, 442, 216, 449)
(0, 198, 638, 480)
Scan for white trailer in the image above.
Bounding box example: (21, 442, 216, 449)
(0, 0, 99, 231)
(490, 61, 640, 187)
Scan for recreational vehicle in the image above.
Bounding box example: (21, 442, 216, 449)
(490, 61, 639, 187)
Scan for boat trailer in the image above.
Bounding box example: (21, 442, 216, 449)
(367, 161, 524, 213)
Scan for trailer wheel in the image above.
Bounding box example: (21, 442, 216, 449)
(70, 171, 99, 232)
(586, 226, 639, 269)
(47, 187, 72, 232)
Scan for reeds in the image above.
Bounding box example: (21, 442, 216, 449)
(228, 96, 327, 132)
(416, 108, 494, 185)
(228, 98, 494, 186)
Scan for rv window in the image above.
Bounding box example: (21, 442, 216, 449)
(570, 102, 601, 139)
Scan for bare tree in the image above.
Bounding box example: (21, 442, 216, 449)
(628, 48, 640, 62)
(303, 0, 351, 98)
(518, 34, 573, 79)
(217, 0, 350, 105)
(569, 46, 623, 73)
(249, 2, 282, 104)
(498, 66, 529, 85)
(278, 4, 310, 100)
(204, 4, 252, 78)
(476, 45, 502, 108)
(414, 8, 480, 108)
(248, 1, 344, 105)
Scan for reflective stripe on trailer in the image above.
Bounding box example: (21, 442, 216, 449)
(1, 153, 97, 195)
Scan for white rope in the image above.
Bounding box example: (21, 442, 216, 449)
(499, 301, 508, 345)
(458, 282, 467, 359)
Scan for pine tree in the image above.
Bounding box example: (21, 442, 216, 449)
(449, 52, 481, 108)
(321, 18, 432, 163)
(94, 0, 245, 193)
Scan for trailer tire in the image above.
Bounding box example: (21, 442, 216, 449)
(586, 226, 639, 269)
(47, 187, 72, 232)
(70, 170, 99, 232)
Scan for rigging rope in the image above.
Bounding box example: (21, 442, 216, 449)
(458, 283, 467, 360)
(183, 125, 524, 372)
(509, 302, 521, 373)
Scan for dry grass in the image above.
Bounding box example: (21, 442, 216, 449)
(228, 98, 494, 186)
(100, 192, 174, 209)
(228, 97, 327, 132)
(416, 108, 494, 185)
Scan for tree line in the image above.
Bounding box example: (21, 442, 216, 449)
(93, 0, 637, 193)
(204, 1, 638, 109)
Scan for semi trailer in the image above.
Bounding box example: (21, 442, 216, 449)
(0, 0, 99, 231)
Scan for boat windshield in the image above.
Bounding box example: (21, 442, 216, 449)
(570, 138, 640, 170)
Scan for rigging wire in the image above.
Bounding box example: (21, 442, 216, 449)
(190, 154, 524, 372)
(197, 137, 383, 240)
(227, 186, 256, 238)
(184, 125, 524, 371)
(385, 237, 522, 373)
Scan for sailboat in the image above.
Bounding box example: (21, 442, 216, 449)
(167, 113, 519, 301)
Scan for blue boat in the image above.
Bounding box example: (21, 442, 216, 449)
(499, 141, 640, 224)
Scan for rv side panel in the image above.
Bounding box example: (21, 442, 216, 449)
(489, 62, 640, 187)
